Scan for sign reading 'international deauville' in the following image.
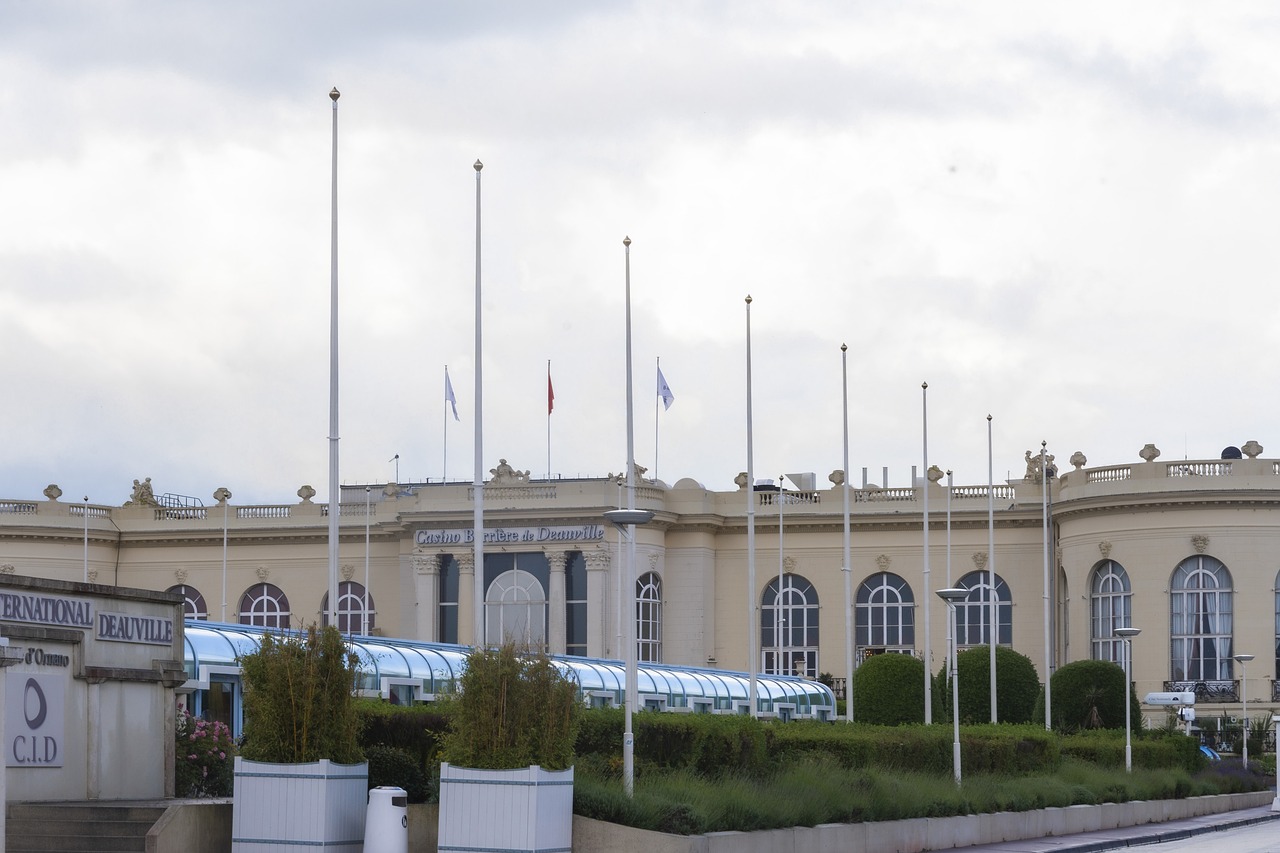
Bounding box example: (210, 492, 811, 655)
(0, 591, 173, 646)
(416, 524, 605, 547)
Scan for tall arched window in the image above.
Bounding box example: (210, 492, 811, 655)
(954, 570, 1012, 647)
(1089, 560, 1132, 663)
(761, 573, 819, 677)
(1170, 555, 1233, 682)
(238, 583, 290, 629)
(637, 571, 662, 663)
(321, 581, 376, 635)
(485, 569, 547, 648)
(1274, 569, 1280, 683)
(855, 572, 915, 658)
(168, 584, 208, 621)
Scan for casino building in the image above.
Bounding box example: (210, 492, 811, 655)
(2, 440, 1278, 732)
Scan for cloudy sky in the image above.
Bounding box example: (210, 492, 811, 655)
(3, 2, 1279, 507)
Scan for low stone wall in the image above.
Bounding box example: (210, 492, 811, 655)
(147, 800, 232, 853)
(155, 790, 1275, 852)
(567, 791, 1275, 853)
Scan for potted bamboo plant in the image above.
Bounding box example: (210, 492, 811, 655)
(232, 624, 367, 853)
(436, 642, 581, 853)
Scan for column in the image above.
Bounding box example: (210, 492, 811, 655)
(546, 549, 568, 655)
(412, 550, 439, 642)
(456, 551, 476, 646)
(583, 548, 612, 658)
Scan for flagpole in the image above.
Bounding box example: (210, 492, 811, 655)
(326, 87, 341, 629)
(472, 160, 485, 647)
(654, 357, 661, 484)
(623, 236, 638, 797)
(745, 295, 758, 718)
(547, 360, 552, 480)
(1042, 440, 1051, 731)
(988, 413, 997, 723)
(443, 367, 449, 484)
(841, 344, 853, 723)
(922, 381, 932, 724)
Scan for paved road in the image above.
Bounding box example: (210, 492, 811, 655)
(954, 805, 1280, 853)
(1133, 819, 1280, 852)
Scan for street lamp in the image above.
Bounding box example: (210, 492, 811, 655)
(937, 587, 968, 785)
(1234, 653, 1255, 767)
(1115, 626, 1141, 772)
(605, 507, 655, 798)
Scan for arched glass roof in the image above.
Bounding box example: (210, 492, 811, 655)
(182, 621, 835, 718)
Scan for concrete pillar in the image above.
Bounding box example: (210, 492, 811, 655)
(583, 548, 612, 658)
(412, 551, 439, 642)
(456, 551, 476, 646)
(546, 550, 568, 655)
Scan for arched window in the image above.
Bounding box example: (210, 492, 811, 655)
(1170, 555, 1233, 681)
(954, 570, 1012, 647)
(855, 572, 915, 657)
(761, 573, 819, 677)
(168, 584, 208, 621)
(321, 581, 376, 635)
(1274, 569, 1280, 683)
(238, 583, 290, 629)
(485, 569, 547, 648)
(637, 571, 662, 663)
(1089, 560, 1132, 663)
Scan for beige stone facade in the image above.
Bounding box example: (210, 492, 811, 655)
(1, 444, 1277, 722)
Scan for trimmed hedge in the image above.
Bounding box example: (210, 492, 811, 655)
(1040, 658, 1139, 733)
(355, 698, 450, 769)
(1060, 729, 1204, 773)
(852, 652, 925, 725)
(575, 708, 771, 778)
(956, 645, 1041, 725)
(770, 721, 1060, 775)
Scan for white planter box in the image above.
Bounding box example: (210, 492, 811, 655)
(437, 763, 574, 853)
(231, 757, 368, 853)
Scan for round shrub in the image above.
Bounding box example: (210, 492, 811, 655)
(852, 652, 925, 725)
(956, 645, 1040, 725)
(1047, 658, 1136, 733)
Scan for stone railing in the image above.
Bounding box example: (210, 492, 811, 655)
(1086, 465, 1132, 484)
(238, 505, 294, 519)
(758, 490, 821, 506)
(0, 501, 38, 514)
(1167, 461, 1232, 477)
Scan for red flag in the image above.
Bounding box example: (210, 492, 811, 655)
(548, 369, 555, 415)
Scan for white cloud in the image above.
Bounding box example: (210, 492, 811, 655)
(3, 1, 1280, 506)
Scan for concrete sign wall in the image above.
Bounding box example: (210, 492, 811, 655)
(1, 575, 184, 801)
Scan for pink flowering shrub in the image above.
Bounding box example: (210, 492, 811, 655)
(174, 710, 236, 797)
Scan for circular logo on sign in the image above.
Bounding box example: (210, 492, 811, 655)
(23, 678, 48, 729)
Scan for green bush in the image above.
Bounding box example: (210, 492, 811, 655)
(355, 698, 450, 769)
(439, 643, 580, 770)
(852, 652, 925, 725)
(365, 744, 431, 803)
(956, 645, 1040, 725)
(573, 708, 770, 778)
(1042, 659, 1137, 733)
(237, 624, 363, 764)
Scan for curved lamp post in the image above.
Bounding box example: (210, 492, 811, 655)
(1234, 653, 1254, 767)
(937, 587, 968, 784)
(1115, 626, 1141, 772)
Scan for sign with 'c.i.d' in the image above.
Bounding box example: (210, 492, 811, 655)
(7, 674, 64, 767)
